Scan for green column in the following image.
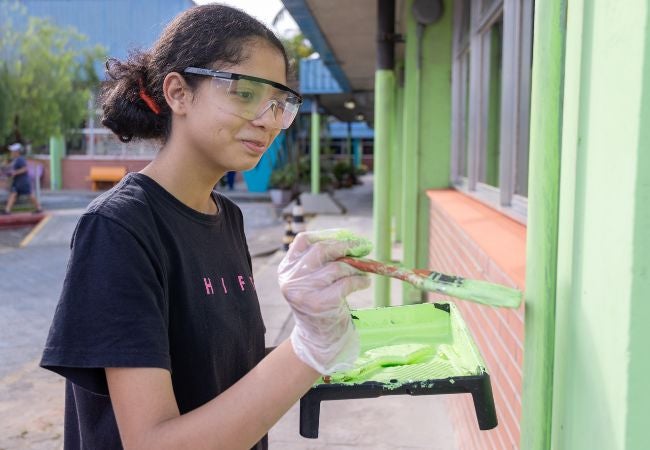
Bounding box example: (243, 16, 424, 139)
(49, 134, 65, 190)
(401, 8, 421, 304)
(520, 0, 566, 448)
(311, 99, 320, 194)
(392, 81, 404, 243)
(373, 70, 395, 307)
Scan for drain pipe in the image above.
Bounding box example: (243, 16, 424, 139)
(373, 0, 396, 307)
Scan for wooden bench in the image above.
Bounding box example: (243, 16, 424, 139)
(86, 166, 127, 191)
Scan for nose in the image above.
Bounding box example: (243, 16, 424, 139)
(251, 100, 283, 129)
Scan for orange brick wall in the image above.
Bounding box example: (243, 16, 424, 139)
(426, 190, 526, 450)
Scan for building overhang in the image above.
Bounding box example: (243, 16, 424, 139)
(283, 0, 407, 123)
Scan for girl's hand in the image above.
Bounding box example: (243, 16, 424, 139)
(277, 229, 371, 374)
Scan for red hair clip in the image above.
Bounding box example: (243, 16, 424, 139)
(138, 78, 161, 115)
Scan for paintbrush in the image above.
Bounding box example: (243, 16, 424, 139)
(339, 257, 522, 308)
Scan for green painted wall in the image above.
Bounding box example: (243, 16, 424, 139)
(552, 1, 650, 449)
(401, 0, 452, 304)
(520, 0, 565, 447)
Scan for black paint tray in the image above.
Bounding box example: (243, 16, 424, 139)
(299, 302, 497, 438)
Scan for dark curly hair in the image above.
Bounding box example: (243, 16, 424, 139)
(100, 4, 289, 143)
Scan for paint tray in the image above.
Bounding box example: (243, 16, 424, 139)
(299, 302, 497, 438)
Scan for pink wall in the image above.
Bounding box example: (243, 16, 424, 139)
(427, 190, 526, 450)
(28, 156, 152, 190)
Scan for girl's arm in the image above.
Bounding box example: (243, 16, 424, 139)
(107, 230, 370, 449)
(107, 339, 318, 450)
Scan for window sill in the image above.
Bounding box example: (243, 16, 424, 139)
(426, 189, 527, 289)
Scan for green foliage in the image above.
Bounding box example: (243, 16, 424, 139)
(280, 33, 314, 80)
(0, 3, 106, 146)
(269, 164, 297, 190)
(332, 160, 358, 188)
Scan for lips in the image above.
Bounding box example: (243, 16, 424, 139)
(240, 139, 267, 154)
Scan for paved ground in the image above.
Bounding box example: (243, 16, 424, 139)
(0, 177, 458, 450)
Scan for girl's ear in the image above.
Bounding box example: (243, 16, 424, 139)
(163, 72, 194, 115)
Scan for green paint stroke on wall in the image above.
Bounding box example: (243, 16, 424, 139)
(520, 0, 566, 449)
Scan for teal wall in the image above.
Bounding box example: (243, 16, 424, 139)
(551, 0, 650, 448)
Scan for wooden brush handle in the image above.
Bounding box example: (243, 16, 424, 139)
(339, 256, 522, 308)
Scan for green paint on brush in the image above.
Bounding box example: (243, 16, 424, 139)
(319, 303, 487, 387)
(327, 230, 373, 257)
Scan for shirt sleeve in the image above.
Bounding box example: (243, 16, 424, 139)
(41, 213, 169, 395)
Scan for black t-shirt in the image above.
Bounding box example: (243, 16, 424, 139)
(41, 173, 267, 450)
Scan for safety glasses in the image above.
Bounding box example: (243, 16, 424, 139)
(183, 67, 303, 130)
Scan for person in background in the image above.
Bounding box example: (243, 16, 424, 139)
(226, 170, 237, 190)
(2, 143, 43, 214)
(40, 4, 370, 450)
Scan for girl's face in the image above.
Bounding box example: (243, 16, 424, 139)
(182, 39, 288, 175)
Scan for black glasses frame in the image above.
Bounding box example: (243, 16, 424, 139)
(183, 67, 303, 104)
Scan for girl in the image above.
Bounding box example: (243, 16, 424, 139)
(41, 5, 370, 449)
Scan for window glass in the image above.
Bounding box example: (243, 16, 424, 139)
(459, 0, 471, 48)
(480, 18, 503, 187)
(462, 52, 470, 178)
(481, 0, 501, 15)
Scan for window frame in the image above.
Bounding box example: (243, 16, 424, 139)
(451, 0, 534, 225)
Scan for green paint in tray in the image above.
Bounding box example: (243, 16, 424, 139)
(320, 303, 488, 388)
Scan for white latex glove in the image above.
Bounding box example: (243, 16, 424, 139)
(278, 229, 372, 375)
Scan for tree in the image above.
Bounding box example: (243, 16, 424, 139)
(0, 3, 105, 147)
(280, 33, 315, 81)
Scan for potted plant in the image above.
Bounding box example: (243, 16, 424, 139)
(268, 165, 296, 206)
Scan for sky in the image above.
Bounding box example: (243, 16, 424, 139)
(193, 0, 299, 36)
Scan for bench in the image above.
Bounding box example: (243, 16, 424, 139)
(86, 166, 127, 191)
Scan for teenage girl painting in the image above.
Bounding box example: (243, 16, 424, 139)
(41, 4, 370, 449)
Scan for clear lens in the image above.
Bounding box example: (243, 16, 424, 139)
(211, 77, 300, 129)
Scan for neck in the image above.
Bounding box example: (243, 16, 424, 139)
(141, 140, 225, 215)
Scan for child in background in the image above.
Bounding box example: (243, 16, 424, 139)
(2, 143, 42, 214)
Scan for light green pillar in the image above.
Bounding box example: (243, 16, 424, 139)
(401, 9, 421, 304)
(392, 80, 404, 243)
(520, 0, 566, 448)
(49, 134, 65, 190)
(311, 99, 320, 194)
(373, 70, 395, 307)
